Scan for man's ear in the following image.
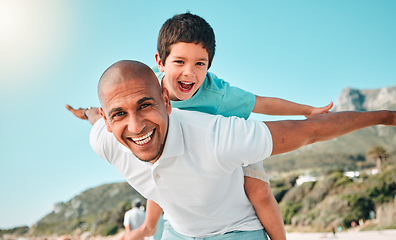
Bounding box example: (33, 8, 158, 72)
(99, 108, 113, 133)
(162, 87, 172, 115)
(155, 52, 165, 72)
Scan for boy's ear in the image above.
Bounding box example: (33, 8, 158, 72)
(99, 108, 113, 133)
(155, 52, 165, 72)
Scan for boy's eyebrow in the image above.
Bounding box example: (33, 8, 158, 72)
(173, 55, 209, 62)
(197, 57, 209, 62)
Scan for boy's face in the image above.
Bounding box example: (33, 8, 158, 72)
(156, 42, 209, 101)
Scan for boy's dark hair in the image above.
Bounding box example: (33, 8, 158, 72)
(157, 12, 216, 69)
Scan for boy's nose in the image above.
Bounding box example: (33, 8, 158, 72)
(182, 64, 195, 77)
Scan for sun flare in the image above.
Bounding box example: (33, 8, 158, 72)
(0, 0, 73, 92)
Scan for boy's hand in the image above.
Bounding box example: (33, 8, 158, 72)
(305, 102, 333, 118)
(65, 104, 88, 120)
(66, 105, 101, 125)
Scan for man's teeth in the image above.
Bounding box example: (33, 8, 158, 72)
(132, 130, 154, 145)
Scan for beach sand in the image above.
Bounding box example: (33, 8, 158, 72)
(3, 229, 395, 240)
(286, 229, 396, 240)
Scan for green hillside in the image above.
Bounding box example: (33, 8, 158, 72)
(275, 165, 396, 231)
(25, 164, 396, 236)
(263, 126, 396, 173)
(32, 182, 144, 236)
(3, 163, 393, 237)
(3, 85, 395, 236)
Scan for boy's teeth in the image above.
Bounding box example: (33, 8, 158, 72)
(179, 81, 193, 90)
(181, 81, 193, 85)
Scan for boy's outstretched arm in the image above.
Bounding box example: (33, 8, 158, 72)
(65, 105, 101, 125)
(252, 96, 333, 118)
(266, 110, 396, 156)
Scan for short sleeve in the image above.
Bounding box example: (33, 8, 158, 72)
(213, 116, 273, 173)
(123, 211, 129, 227)
(215, 80, 256, 119)
(171, 72, 256, 119)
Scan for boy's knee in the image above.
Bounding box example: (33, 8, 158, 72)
(244, 177, 273, 205)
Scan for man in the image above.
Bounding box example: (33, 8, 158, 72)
(124, 198, 145, 232)
(67, 60, 396, 240)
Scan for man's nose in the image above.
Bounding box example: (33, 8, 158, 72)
(127, 113, 145, 134)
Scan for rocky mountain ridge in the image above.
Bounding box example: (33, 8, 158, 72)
(333, 85, 396, 111)
(263, 85, 396, 172)
(3, 85, 396, 235)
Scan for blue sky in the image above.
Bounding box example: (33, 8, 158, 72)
(0, 0, 395, 229)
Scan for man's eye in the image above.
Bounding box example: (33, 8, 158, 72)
(139, 103, 151, 109)
(113, 112, 125, 118)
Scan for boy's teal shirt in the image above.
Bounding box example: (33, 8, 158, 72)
(152, 66, 256, 120)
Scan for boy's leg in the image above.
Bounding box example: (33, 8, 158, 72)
(243, 163, 286, 240)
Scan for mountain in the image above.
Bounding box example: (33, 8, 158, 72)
(7, 85, 395, 236)
(32, 182, 144, 236)
(263, 85, 396, 173)
(333, 85, 396, 111)
(30, 165, 396, 236)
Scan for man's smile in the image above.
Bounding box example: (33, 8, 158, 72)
(129, 129, 155, 145)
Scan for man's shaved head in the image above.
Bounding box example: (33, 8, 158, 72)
(97, 60, 172, 163)
(98, 60, 161, 105)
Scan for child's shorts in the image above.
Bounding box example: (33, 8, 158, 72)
(242, 162, 270, 184)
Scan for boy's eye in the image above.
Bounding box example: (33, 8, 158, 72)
(196, 62, 205, 66)
(174, 60, 184, 64)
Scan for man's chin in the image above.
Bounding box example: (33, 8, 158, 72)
(132, 143, 163, 163)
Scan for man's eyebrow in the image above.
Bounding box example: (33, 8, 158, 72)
(137, 97, 155, 105)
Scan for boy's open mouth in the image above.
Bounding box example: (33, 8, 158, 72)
(129, 129, 155, 146)
(178, 81, 194, 92)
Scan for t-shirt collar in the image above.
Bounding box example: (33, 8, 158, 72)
(157, 110, 184, 160)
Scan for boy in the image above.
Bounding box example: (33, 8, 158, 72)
(153, 12, 332, 240)
(67, 12, 332, 240)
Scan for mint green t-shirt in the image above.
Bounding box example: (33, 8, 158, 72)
(152, 66, 256, 120)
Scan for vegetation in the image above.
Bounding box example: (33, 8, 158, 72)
(3, 144, 395, 236)
(263, 126, 396, 173)
(367, 145, 390, 173)
(0, 226, 29, 236)
(32, 182, 144, 236)
(275, 164, 396, 231)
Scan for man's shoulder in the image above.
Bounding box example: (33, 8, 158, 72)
(171, 108, 221, 122)
(170, 108, 257, 134)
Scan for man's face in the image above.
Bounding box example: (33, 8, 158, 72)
(100, 77, 171, 163)
(156, 42, 209, 101)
